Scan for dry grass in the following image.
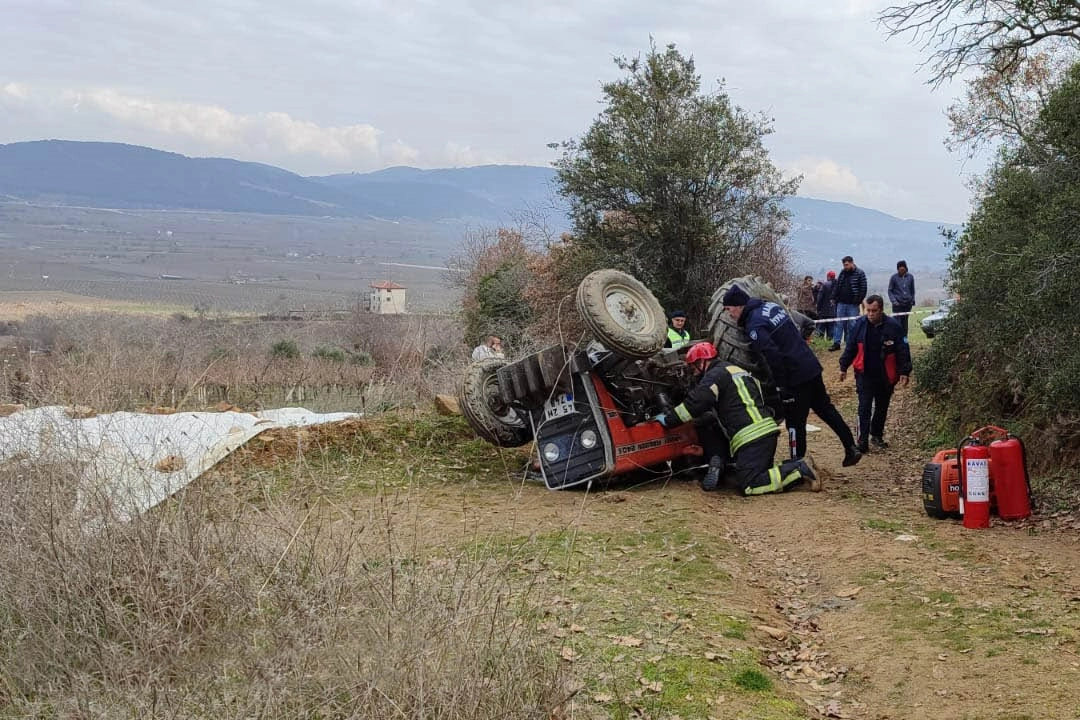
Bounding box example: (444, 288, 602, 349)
(0, 459, 569, 718)
(0, 310, 467, 414)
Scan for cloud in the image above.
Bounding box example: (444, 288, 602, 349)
(785, 155, 908, 211)
(1, 82, 420, 173)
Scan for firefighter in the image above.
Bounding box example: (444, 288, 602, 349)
(653, 342, 820, 495)
(664, 310, 691, 350)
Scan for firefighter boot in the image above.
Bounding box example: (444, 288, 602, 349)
(870, 436, 890, 450)
(700, 455, 726, 492)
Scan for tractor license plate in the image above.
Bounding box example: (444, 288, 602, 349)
(543, 393, 575, 421)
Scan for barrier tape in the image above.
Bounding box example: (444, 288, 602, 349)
(811, 308, 934, 324)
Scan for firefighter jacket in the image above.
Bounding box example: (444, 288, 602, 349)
(665, 326, 691, 349)
(671, 361, 780, 454)
(838, 314, 912, 385)
(833, 267, 868, 305)
(739, 298, 823, 392)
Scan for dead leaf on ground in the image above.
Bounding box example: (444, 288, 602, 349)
(612, 635, 644, 647)
(835, 587, 863, 598)
(560, 647, 576, 662)
(637, 677, 663, 693)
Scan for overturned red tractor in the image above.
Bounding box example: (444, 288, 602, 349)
(458, 269, 812, 490)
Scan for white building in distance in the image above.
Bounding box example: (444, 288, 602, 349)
(368, 280, 407, 314)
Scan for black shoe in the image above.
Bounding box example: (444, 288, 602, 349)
(828, 343, 841, 352)
(701, 455, 725, 491)
(842, 446, 863, 467)
(870, 436, 890, 450)
(857, 438, 869, 454)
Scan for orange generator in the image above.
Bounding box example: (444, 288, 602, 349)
(922, 426, 1033, 524)
(921, 449, 961, 519)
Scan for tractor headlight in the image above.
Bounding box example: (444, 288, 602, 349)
(542, 443, 561, 463)
(579, 429, 598, 449)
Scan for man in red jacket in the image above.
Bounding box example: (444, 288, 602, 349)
(838, 295, 912, 452)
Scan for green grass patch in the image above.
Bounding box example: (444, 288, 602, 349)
(861, 518, 906, 533)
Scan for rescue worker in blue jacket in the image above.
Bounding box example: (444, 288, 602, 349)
(654, 342, 819, 494)
(664, 310, 691, 350)
(838, 294, 912, 452)
(721, 285, 862, 468)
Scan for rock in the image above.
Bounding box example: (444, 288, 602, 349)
(434, 394, 461, 416)
(154, 455, 187, 473)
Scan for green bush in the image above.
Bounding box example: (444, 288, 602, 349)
(312, 345, 346, 363)
(270, 339, 300, 359)
(916, 61, 1080, 466)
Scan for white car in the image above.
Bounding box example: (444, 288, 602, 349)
(921, 298, 956, 338)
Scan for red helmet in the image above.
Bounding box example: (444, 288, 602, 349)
(685, 342, 718, 365)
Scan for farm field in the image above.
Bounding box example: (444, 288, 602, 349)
(0, 201, 463, 314)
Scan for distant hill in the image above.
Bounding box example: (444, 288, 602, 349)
(0, 139, 958, 270)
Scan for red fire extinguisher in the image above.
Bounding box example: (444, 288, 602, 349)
(988, 429, 1033, 521)
(959, 434, 991, 529)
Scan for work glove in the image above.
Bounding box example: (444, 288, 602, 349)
(652, 413, 674, 428)
(778, 389, 797, 407)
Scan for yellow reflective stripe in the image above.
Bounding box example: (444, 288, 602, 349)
(724, 365, 764, 423)
(733, 376, 764, 423)
(674, 403, 693, 423)
(730, 418, 779, 454)
(744, 467, 783, 495)
(780, 466, 803, 488)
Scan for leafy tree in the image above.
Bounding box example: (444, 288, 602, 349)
(552, 42, 799, 325)
(917, 60, 1080, 462)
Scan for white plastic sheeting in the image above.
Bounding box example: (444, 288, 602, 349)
(0, 406, 359, 522)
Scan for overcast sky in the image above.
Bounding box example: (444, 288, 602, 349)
(1, 0, 979, 222)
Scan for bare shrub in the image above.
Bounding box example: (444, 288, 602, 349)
(0, 461, 568, 718)
(0, 311, 466, 414)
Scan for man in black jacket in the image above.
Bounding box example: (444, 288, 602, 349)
(654, 341, 819, 495)
(830, 256, 868, 351)
(838, 295, 912, 451)
(887, 260, 916, 337)
(721, 285, 862, 468)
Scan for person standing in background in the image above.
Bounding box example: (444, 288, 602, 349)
(814, 270, 837, 339)
(887, 260, 916, 337)
(830, 256, 868, 351)
(796, 276, 818, 320)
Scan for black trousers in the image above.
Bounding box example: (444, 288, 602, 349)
(784, 374, 856, 458)
(855, 373, 895, 441)
(892, 304, 912, 336)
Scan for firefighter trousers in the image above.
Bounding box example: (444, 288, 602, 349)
(734, 435, 810, 495)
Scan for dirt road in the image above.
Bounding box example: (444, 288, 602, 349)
(221, 367, 1080, 718)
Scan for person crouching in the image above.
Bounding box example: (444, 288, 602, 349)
(653, 342, 821, 495)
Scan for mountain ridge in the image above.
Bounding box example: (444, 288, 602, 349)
(0, 139, 958, 270)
